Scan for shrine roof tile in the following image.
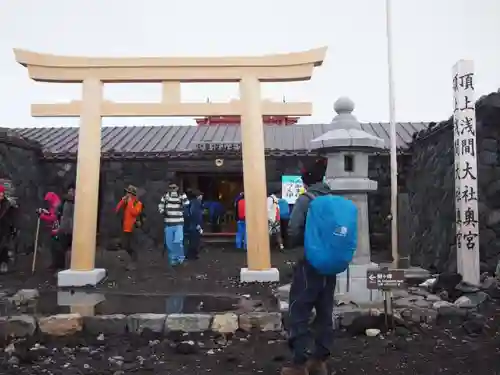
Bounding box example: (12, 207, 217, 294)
(12, 122, 428, 157)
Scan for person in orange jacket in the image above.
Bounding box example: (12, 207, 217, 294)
(115, 185, 143, 270)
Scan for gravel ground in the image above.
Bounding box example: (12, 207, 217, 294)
(1, 303, 500, 375)
(0, 245, 302, 298)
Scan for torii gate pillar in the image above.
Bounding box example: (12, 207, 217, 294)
(14, 47, 326, 286)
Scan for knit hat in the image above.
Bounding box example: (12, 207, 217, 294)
(301, 158, 327, 186)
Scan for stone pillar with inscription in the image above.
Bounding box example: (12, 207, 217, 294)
(453, 60, 480, 286)
(310, 97, 385, 305)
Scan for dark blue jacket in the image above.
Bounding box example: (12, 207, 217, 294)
(189, 198, 203, 231)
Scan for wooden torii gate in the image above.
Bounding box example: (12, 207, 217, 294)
(14, 47, 327, 286)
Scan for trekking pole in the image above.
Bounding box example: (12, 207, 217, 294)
(31, 217, 41, 274)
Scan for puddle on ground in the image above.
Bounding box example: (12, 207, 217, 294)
(0, 290, 278, 317)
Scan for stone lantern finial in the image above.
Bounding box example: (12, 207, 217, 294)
(330, 97, 361, 130)
(334, 96, 355, 114)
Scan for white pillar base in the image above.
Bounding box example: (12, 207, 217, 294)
(240, 268, 280, 283)
(57, 268, 106, 288)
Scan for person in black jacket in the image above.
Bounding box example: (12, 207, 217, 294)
(185, 189, 204, 260)
(0, 185, 17, 273)
(282, 160, 334, 375)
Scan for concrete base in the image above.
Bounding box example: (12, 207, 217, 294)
(336, 263, 383, 306)
(57, 268, 106, 288)
(240, 268, 280, 283)
(57, 291, 106, 306)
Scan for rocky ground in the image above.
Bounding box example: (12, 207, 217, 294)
(0, 245, 302, 298)
(0, 302, 499, 375)
(0, 272, 499, 374)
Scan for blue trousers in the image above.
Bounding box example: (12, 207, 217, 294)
(288, 259, 336, 365)
(236, 220, 247, 249)
(164, 225, 184, 264)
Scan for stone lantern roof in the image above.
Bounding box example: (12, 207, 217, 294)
(311, 97, 385, 150)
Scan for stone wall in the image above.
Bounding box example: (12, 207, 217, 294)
(41, 154, 399, 255)
(0, 130, 44, 253)
(407, 91, 500, 272)
(368, 154, 410, 260)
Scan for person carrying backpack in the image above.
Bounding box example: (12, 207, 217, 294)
(57, 183, 76, 270)
(277, 191, 290, 248)
(267, 189, 284, 251)
(158, 182, 188, 266)
(282, 161, 357, 375)
(37, 191, 62, 271)
(0, 185, 18, 273)
(115, 185, 143, 271)
(185, 189, 204, 260)
(235, 192, 246, 250)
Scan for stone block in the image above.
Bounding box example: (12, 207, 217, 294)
(401, 307, 437, 324)
(127, 313, 166, 334)
(275, 284, 291, 301)
(9, 289, 39, 305)
(454, 292, 489, 308)
(0, 315, 37, 338)
(239, 312, 282, 332)
(212, 313, 238, 333)
(393, 296, 426, 309)
(38, 314, 82, 336)
(165, 314, 212, 332)
(83, 314, 127, 335)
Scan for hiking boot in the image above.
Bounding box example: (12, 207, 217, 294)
(306, 359, 328, 375)
(280, 364, 309, 375)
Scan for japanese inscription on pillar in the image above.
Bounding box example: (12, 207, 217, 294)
(453, 60, 480, 285)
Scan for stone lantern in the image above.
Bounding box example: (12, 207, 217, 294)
(310, 97, 385, 305)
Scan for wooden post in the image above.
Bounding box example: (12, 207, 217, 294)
(239, 76, 271, 270)
(453, 60, 479, 285)
(70, 77, 103, 271)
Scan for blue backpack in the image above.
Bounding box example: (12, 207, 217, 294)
(304, 193, 358, 275)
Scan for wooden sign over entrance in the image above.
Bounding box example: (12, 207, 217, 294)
(194, 142, 242, 152)
(14, 47, 326, 284)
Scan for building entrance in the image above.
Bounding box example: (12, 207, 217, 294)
(178, 172, 244, 233)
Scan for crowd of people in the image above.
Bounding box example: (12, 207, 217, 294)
(0, 158, 358, 374)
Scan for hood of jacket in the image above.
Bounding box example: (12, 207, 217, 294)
(44, 192, 61, 209)
(306, 182, 333, 196)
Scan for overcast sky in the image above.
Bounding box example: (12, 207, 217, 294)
(1, 0, 499, 127)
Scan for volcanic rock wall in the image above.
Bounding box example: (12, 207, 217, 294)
(0, 130, 44, 253)
(408, 91, 500, 272)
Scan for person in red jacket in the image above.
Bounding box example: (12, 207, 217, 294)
(37, 192, 62, 270)
(235, 192, 246, 250)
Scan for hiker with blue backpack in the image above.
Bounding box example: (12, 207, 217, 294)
(282, 161, 358, 375)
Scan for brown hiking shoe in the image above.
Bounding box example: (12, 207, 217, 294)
(280, 364, 309, 375)
(306, 359, 328, 375)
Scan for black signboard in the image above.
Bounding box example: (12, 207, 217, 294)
(366, 268, 405, 290)
(195, 142, 241, 152)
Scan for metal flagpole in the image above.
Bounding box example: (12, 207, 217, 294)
(385, 0, 399, 268)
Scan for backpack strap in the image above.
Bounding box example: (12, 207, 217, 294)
(303, 192, 316, 202)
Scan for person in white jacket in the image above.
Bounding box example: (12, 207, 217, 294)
(267, 190, 284, 250)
